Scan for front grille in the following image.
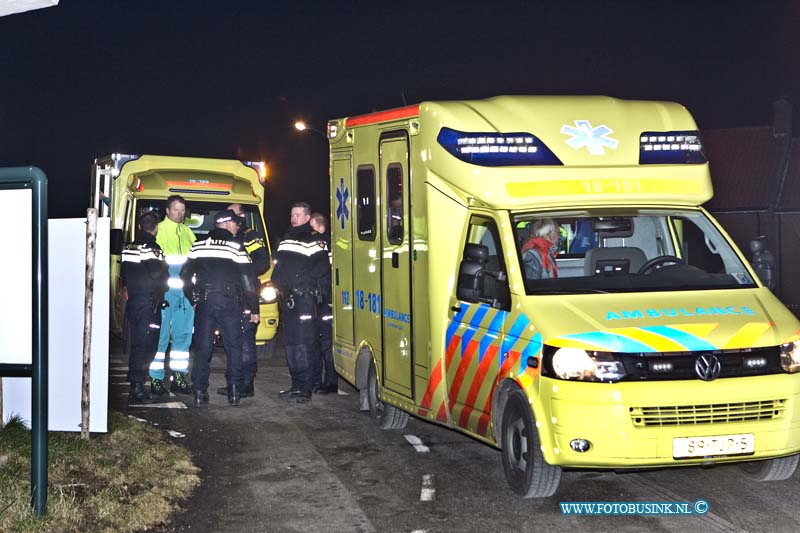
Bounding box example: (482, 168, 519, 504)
(630, 399, 787, 427)
(620, 346, 782, 381)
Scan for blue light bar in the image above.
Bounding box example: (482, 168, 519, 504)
(437, 127, 562, 166)
(639, 130, 706, 164)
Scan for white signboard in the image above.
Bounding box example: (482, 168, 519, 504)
(2, 217, 109, 432)
(0, 188, 32, 365)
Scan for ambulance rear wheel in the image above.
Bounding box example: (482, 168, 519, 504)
(500, 389, 561, 498)
(367, 360, 409, 430)
(739, 454, 800, 481)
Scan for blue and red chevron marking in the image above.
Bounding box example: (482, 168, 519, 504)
(420, 303, 541, 434)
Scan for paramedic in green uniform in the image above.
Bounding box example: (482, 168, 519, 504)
(150, 194, 196, 397)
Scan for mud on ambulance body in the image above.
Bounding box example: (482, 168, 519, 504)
(328, 96, 800, 498)
(91, 154, 279, 356)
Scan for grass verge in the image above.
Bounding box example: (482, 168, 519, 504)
(0, 410, 199, 532)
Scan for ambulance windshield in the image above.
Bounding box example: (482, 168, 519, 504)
(512, 208, 757, 294)
(135, 200, 267, 242)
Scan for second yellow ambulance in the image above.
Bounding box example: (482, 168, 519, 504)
(327, 95, 800, 497)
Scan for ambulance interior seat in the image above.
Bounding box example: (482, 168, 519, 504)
(584, 246, 647, 276)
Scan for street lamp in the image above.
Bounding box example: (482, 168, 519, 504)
(294, 120, 327, 139)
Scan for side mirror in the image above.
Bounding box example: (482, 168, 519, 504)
(456, 244, 507, 306)
(750, 236, 776, 291)
(457, 259, 485, 302)
(110, 229, 124, 255)
(457, 244, 489, 302)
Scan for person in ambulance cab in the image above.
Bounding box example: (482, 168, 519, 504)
(521, 218, 560, 280)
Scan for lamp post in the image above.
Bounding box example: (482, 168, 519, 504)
(294, 120, 327, 139)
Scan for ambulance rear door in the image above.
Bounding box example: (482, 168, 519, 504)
(331, 154, 355, 346)
(380, 131, 414, 398)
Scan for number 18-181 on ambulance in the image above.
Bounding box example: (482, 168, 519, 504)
(326, 96, 800, 497)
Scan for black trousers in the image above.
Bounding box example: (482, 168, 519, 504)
(313, 302, 337, 388)
(242, 318, 258, 383)
(281, 293, 319, 394)
(127, 295, 161, 384)
(192, 292, 244, 391)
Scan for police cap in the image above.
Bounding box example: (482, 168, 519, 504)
(214, 209, 240, 226)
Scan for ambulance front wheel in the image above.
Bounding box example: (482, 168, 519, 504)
(367, 359, 409, 430)
(500, 389, 561, 498)
(739, 454, 800, 481)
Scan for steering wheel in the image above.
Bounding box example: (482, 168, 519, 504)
(637, 255, 685, 275)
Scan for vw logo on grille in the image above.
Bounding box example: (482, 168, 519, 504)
(695, 353, 722, 381)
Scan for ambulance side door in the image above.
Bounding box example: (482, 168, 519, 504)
(331, 155, 355, 347)
(379, 131, 413, 398)
(448, 214, 510, 436)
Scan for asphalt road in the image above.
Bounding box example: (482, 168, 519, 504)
(109, 343, 800, 533)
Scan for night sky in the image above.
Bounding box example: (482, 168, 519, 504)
(1, 0, 798, 239)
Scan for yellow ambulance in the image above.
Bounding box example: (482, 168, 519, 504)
(91, 154, 279, 357)
(327, 96, 800, 497)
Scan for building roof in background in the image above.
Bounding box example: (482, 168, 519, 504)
(704, 126, 789, 210)
(778, 138, 800, 211)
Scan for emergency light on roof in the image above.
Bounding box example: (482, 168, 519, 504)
(639, 130, 706, 165)
(437, 127, 562, 166)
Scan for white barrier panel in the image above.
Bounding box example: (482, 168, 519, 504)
(2, 217, 109, 432)
(0, 188, 32, 365)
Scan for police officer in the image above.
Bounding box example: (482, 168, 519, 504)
(216, 203, 271, 399)
(152, 194, 196, 398)
(180, 210, 259, 406)
(121, 211, 168, 405)
(309, 212, 337, 394)
(272, 202, 330, 404)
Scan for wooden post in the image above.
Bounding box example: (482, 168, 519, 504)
(81, 208, 98, 440)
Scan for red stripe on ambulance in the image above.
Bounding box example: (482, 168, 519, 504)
(458, 345, 499, 428)
(345, 104, 420, 128)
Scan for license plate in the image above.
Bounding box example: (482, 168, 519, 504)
(673, 433, 754, 458)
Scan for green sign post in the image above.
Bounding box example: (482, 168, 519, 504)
(0, 166, 48, 517)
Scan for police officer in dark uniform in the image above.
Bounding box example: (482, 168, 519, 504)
(272, 202, 330, 404)
(121, 211, 169, 405)
(310, 212, 337, 394)
(180, 210, 259, 406)
(216, 203, 271, 399)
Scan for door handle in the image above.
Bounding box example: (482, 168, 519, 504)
(392, 252, 399, 268)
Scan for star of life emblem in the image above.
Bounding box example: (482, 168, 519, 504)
(560, 120, 619, 155)
(335, 177, 349, 230)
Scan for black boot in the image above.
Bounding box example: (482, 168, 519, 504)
(171, 372, 192, 395)
(150, 378, 168, 402)
(128, 382, 152, 406)
(241, 381, 254, 398)
(228, 384, 241, 406)
(193, 388, 209, 407)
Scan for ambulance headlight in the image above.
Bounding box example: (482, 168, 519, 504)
(780, 341, 800, 373)
(259, 282, 278, 304)
(437, 127, 562, 166)
(639, 130, 706, 164)
(550, 347, 627, 382)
